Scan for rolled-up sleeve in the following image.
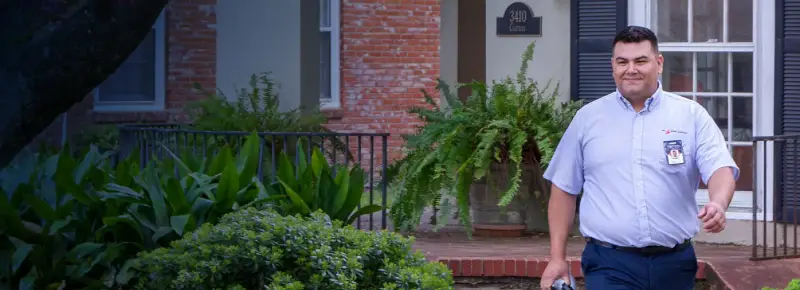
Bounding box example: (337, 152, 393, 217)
(693, 105, 740, 184)
(543, 111, 585, 195)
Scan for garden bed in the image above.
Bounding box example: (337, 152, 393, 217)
(453, 277, 710, 289)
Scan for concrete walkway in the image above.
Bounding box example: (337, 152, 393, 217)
(409, 230, 800, 290)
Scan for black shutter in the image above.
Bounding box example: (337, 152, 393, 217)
(570, 0, 628, 103)
(776, 0, 800, 222)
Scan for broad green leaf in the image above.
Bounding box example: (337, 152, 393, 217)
(346, 204, 383, 225)
(142, 165, 170, 227)
(67, 242, 104, 260)
(236, 133, 261, 186)
(310, 148, 328, 179)
(116, 259, 136, 285)
(331, 167, 350, 215)
(102, 215, 144, 242)
(19, 267, 37, 290)
(335, 168, 366, 221)
(152, 227, 173, 243)
(165, 178, 190, 215)
(170, 214, 193, 236)
(191, 198, 214, 225)
(216, 162, 240, 210)
(277, 152, 296, 189)
(23, 194, 55, 222)
(208, 146, 233, 176)
(48, 217, 71, 236)
(11, 239, 32, 272)
(278, 180, 311, 215)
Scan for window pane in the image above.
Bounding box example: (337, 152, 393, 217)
(320, 0, 331, 28)
(728, 0, 753, 42)
(732, 145, 753, 191)
(98, 29, 156, 102)
(654, 0, 688, 42)
(732, 97, 752, 141)
(697, 96, 728, 141)
(732, 52, 753, 92)
(692, 0, 723, 42)
(696, 52, 727, 93)
(320, 31, 331, 100)
(662, 52, 693, 92)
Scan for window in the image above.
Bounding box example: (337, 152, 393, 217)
(319, 0, 341, 109)
(652, 0, 755, 193)
(93, 11, 166, 112)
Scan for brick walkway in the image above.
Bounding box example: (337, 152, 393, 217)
(408, 230, 800, 290)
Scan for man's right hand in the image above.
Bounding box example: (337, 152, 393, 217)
(539, 259, 571, 289)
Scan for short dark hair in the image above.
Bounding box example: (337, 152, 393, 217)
(613, 25, 659, 53)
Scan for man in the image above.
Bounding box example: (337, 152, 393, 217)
(539, 26, 739, 290)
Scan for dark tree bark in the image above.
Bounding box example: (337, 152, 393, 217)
(0, 0, 169, 168)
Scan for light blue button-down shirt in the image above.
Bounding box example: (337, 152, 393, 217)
(543, 84, 740, 248)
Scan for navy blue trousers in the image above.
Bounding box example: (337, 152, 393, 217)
(581, 241, 698, 290)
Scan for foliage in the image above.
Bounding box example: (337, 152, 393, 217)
(270, 147, 383, 225)
(387, 41, 582, 235)
(131, 207, 454, 290)
(101, 133, 280, 248)
(183, 72, 350, 161)
(0, 146, 145, 289)
(763, 279, 800, 290)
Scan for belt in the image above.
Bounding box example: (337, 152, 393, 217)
(585, 237, 692, 255)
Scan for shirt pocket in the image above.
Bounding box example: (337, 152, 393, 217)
(657, 138, 694, 175)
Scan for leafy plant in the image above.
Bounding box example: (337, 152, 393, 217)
(101, 132, 279, 248)
(388, 41, 582, 235)
(270, 147, 383, 225)
(184, 72, 351, 161)
(131, 208, 454, 289)
(763, 279, 800, 290)
(0, 146, 145, 289)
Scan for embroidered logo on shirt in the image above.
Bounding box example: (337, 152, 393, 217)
(662, 129, 688, 135)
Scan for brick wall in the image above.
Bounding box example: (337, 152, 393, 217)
(325, 0, 441, 164)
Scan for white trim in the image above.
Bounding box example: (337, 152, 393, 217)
(633, 0, 776, 220)
(93, 10, 166, 112)
(320, 0, 341, 109)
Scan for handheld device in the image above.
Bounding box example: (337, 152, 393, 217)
(550, 275, 577, 290)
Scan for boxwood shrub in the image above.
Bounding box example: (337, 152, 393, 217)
(130, 207, 454, 289)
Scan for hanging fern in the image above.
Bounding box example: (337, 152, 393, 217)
(388, 41, 583, 237)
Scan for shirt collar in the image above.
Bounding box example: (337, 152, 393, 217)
(616, 81, 663, 112)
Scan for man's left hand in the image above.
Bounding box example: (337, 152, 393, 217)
(698, 202, 727, 233)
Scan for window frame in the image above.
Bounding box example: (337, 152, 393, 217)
(93, 10, 166, 112)
(319, 0, 341, 109)
(628, 0, 776, 221)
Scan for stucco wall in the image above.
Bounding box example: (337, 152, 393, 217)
(485, 0, 572, 105)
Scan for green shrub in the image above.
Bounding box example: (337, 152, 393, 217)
(131, 208, 454, 290)
(763, 279, 800, 290)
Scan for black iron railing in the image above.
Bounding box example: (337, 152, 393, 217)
(751, 134, 800, 261)
(116, 124, 392, 231)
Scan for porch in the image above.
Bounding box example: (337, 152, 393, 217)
(411, 230, 800, 290)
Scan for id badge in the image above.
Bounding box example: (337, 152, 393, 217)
(663, 140, 685, 165)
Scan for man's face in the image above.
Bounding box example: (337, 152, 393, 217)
(611, 41, 663, 100)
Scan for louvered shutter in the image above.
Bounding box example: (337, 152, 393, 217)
(570, 0, 628, 103)
(777, 0, 800, 222)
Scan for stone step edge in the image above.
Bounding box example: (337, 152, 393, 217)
(434, 257, 716, 280)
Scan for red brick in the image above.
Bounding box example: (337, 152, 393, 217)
(326, 0, 441, 164)
(515, 259, 527, 277)
(526, 259, 539, 277)
(696, 260, 706, 279)
(484, 259, 503, 277)
(447, 258, 461, 276)
(503, 259, 517, 276)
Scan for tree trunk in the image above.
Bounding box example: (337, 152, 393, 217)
(0, 0, 169, 168)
